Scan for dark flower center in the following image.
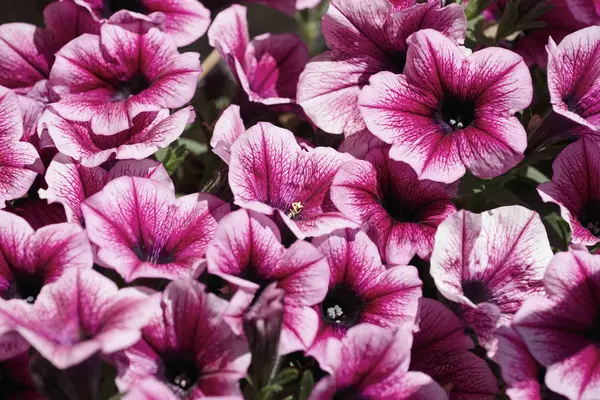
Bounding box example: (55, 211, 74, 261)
(4, 274, 45, 303)
(333, 386, 364, 400)
(112, 75, 150, 102)
(241, 267, 272, 305)
(461, 280, 492, 304)
(563, 95, 579, 113)
(163, 355, 200, 394)
(381, 191, 420, 223)
(321, 286, 363, 328)
(440, 95, 476, 132)
(579, 199, 600, 237)
(102, 0, 146, 18)
(132, 243, 175, 265)
(586, 313, 600, 346)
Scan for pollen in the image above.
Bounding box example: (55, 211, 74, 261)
(287, 202, 304, 219)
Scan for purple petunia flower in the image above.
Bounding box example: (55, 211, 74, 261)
(513, 250, 600, 400)
(0, 1, 97, 99)
(0, 268, 157, 369)
(208, 5, 308, 108)
(307, 229, 422, 371)
(0, 210, 92, 303)
(0, 352, 45, 400)
(228, 122, 357, 239)
(297, 0, 466, 137)
(115, 279, 250, 399)
(411, 299, 499, 400)
(40, 106, 194, 167)
(0, 86, 43, 208)
(69, 0, 211, 47)
(39, 154, 173, 225)
(330, 147, 456, 264)
(566, 0, 600, 25)
(48, 23, 202, 136)
(430, 206, 553, 355)
(359, 29, 532, 183)
(496, 326, 567, 400)
(207, 209, 329, 355)
(82, 176, 229, 282)
(547, 26, 600, 134)
(538, 138, 600, 246)
(309, 324, 447, 400)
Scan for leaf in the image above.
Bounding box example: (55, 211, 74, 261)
(496, 0, 520, 40)
(271, 368, 299, 386)
(155, 140, 191, 176)
(482, 184, 529, 208)
(524, 166, 549, 184)
(543, 212, 571, 251)
(464, 0, 496, 20)
(299, 370, 315, 400)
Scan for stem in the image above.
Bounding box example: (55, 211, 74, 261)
(198, 49, 221, 81)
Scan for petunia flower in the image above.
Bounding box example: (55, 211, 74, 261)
(359, 29, 532, 183)
(309, 324, 447, 400)
(566, 0, 600, 25)
(82, 176, 229, 282)
(229, 122, 356, 239)
(308, 229, 422, 371)
(69, 0, 211, 47)
(547, 26, 600, 133)
(331, 147, 456, 264)
(411, 299, 499, 400)
(0, 268, 157, 369)
(538, 138, 600, 246)
(0, 86, 43, 209)
(115, 279, 250, 399)
(0, 210, 92, 303)
(210, 104, 244, 164)
(39, 154, 173, 225)
(430, 206, 553, 355)
(206, 209, 329, 355)
(5, 198, 67, 230)
(0, 352, 45, 400)
(0, 1, 97, 99)
(513, 250, 600, 400)
(208, 5, 308, 107)
(40, 106, 194, 167)
(496, 326, 567, 400)
(297, 0, 466, 136)
(48, 23, 202, 136)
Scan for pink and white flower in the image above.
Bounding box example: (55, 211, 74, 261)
(49, 23, 202, 136)
(359, 29, 532, 183)
(82, 176, 229, 282)
(206, 209, 329, 355)
(331, 147, 456, 264)
(430, 206, 553, 354)
(115, 279, 250, 399)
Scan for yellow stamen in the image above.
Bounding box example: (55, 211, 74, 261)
(287, 202, 304, 219)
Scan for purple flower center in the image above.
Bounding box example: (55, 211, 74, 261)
(321, 286, 363, 328)
(563, 95, 580, 113)
(439, 95, 476, 132)
(163, 354, 200, 394)
(102, 0, 146, 18)
(5, 274, 44, 303)
(381, 192, 420, 223)
(333, 386, 364, 400)
(579, 199, 600, 237)
(112, 75, 150, 102)
(586, 313, 600, 346)
(461, 280, 492, 304)
(132, 243, 175, 265)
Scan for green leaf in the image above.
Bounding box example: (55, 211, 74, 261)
(107, 394, 126, 400)
(496, 0, 520, 40)
(482, 184, 529, 208)
(464, 0, 495, 20)
(271, 368, 299, 387)
(299, 370, 315, 400)
(155, 140, 191, 176)
(178, 138, 208, 155)
(543, 212, 571, 251)
(515, 20, 548, 32)
(524, 166, 549, 184)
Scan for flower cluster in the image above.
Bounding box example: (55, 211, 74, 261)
(0, 0, 599, 399)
